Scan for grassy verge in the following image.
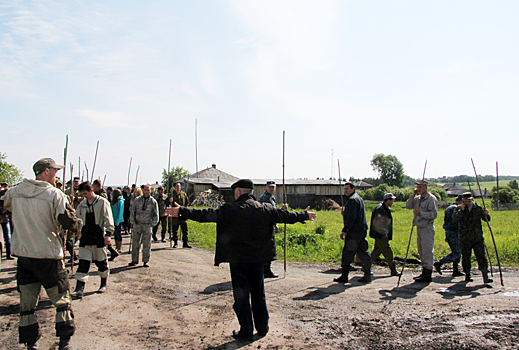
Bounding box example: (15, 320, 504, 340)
(186, 201, 519, 266)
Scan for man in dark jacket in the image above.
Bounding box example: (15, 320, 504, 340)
(166, 179, 316, 341)
(334, 182, 371, 284)
(453, 192, 492, 283)
(434, 195, 464, 277)
(152, 186, 168, 242)
(370, 193, 399, 276)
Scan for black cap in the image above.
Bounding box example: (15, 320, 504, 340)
(456, 194, 463, 201)
(231, 179, 254, 190)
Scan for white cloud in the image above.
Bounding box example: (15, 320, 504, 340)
(75, 109, 146, 129)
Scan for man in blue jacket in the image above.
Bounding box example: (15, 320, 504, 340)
(434, 195, 464, 277)
(167, 179, 316, 341)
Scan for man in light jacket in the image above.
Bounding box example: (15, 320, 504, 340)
(1, 158, 82, 350)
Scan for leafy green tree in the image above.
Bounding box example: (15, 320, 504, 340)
(0, 152, 23, 185)
(509, 180, 518, 190)
(492, 186, 519, 204)
(370, 153, 405, 187)
(161, 166, 190, 194)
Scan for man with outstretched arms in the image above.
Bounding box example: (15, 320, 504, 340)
(334, 182, 372, 284)
(406, 180, 438, 283)
(129, 184, 159, 267)
(166, 179, 316, 341)
(71, 181, 114, 298)
(1, 158, 81, 350)
(453, 192, 492, 284)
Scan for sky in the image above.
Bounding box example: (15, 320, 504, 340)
(1, 0, 518, 186)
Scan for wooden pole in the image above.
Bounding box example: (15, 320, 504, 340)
(397, 160, 427, 287)
(167, 139, 172, 194)
(496, 162, 500, 211)
(195, 119, 199, 176)
(62, 135, 68, 191)
(337, 159, 344, 208)
(283, 131, 287, 274)
(102, 174, 107, 187)
(127, 157, 132, 186)
(135, 165, 140, 186)
(84, 162, 89, 184)
(471, 158, 504, 286)
(90, 140, 99, 183)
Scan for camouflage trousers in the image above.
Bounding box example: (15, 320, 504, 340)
(439, 230, 461, 264)
(461, 237, 488, 273)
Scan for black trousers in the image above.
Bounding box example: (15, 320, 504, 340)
(170, 221, 189, 243)
(152, 216, 168, 240)
(341, 230, 372, 272)
(229, 262, 269, 336)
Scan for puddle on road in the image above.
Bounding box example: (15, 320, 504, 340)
(437, 288, 456, 294)
(503, 291, 519, 297)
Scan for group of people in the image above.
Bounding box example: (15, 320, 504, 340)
(0, 156, 496, 348)
(334, 179, 493, 286)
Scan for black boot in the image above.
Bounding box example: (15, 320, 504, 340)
(433, 260, 444, 275)
(173, 241, 178, 248)
(26, 342, 40, 350)
(452, 264, 464, 277)
(334, 266, 349, 283)
(413, 268, 425, 280)
(107, 245, 119, 261)
(482, 271, 493, 284)
(464, 270, 473, 282)
(414, 268, 432, 283)
(59, 336, 77, 350)
(358, 271, 372, 283)
(97, 278, 107, 293)
(71, 281, 85, 299)
(389, 262, 400, 276)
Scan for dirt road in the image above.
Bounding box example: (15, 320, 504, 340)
(1, 238, 518, 349)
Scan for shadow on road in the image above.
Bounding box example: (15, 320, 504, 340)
(200, 281, 232, 295)
(293, 282, 348, 301)
(379, 281, 429, 301)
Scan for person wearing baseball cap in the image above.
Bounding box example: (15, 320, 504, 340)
(166, 178, 316, 341)
(258, 181, 282, 278)
(405, 179, 438, 283)
(1, 157, 81, 349)
(369, 193, 399, 276)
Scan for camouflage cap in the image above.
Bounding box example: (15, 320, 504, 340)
(462, 192, 474, 199)
(383, 193, 397, 201)
(415, 179, 429, 186)
(33, 158, 64, 175)
(266, 181, 276, 187)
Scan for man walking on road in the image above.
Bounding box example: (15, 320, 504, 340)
(406, 180, 438, 283)
(334, 182, 372, 284)
(369, 193, 399, 276)
(434, 195, 464, 277)
(166, 179, 316, 341)
(1, 158, 81, 350)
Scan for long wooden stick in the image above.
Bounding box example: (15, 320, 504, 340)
(167, 139, 172, 194)
(471, 158, 504, 286)
(69, 163, 75, 274)
(283, 131, 287, 274)
(397, 159, 427, 287)
(63, 135, 68, 191)
(337, 159, 344, 208)
(84, 162, 89, 184)
(127, 157, 132, 186)
(135, 165, 140, 186)
(90, 140, 99, 183)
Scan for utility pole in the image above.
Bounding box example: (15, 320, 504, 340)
(331, 149, 334, 179)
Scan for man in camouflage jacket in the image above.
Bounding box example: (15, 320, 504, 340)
(152, 186, 168, 242)
(170, 182, 191, 248)
(452, 192, 492, 283)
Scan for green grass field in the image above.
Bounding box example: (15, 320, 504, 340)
(186, 201, 519, 266)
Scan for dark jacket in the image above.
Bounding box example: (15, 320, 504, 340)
(369, 202, 393, 240)
(443, 203, 458, 232)
(177, 193, 309, 266)
(342, 192, 368, 234)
